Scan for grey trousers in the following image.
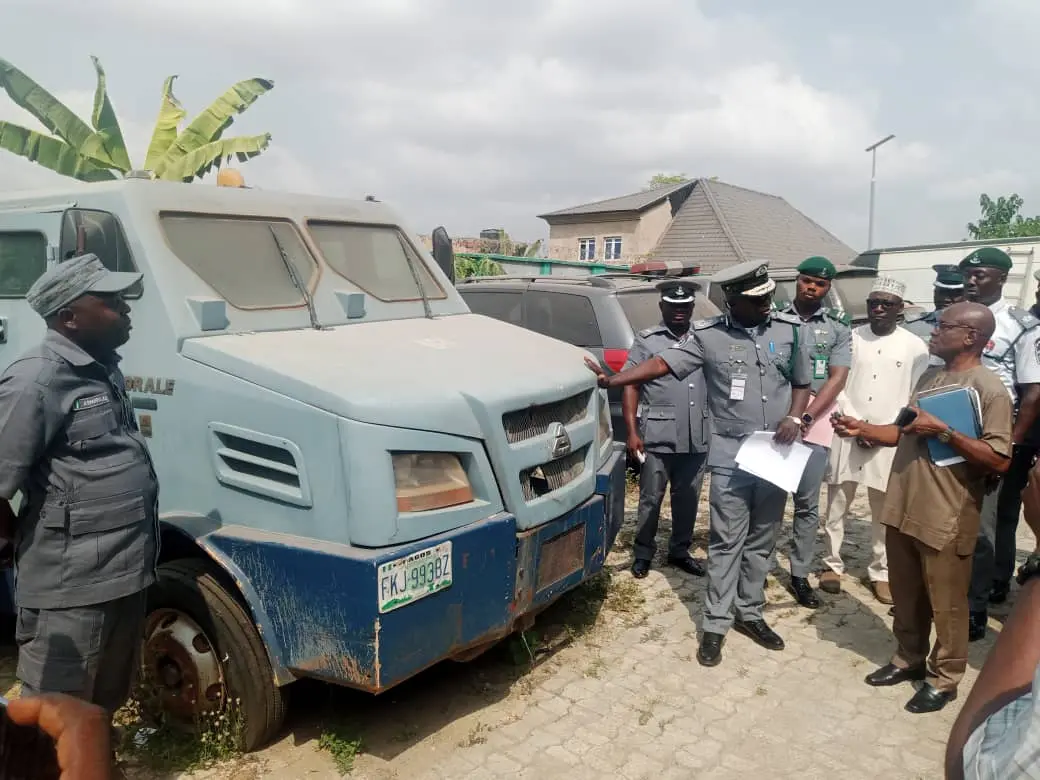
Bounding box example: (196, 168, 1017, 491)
(633, 451, 708, 561)
(702, 468, 787, 635)
(968, 484, 1002, 612)
(787, 443, 830, 578)
(16, 590, 147, 715)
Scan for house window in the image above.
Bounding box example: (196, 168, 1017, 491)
(604, 236, 622, 261)
(578, 238, 596, 261)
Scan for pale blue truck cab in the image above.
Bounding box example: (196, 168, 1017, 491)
(0, 179, 626, 749)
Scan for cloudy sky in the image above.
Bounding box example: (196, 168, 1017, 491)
(1, 0, 1035, 251)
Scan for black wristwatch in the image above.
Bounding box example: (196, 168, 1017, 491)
(801, 412, 815, 427)
(1017, 552, 1040, 586)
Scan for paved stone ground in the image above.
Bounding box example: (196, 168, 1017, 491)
(0, 480, 1031, 779)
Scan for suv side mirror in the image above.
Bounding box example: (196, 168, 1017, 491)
(431, 227, 455, 285)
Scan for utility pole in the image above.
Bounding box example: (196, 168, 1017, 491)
(866, 134, 895, 249)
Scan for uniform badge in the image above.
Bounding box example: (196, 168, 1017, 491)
(987, 340, 995, 352)
(72, 393, 109, 411)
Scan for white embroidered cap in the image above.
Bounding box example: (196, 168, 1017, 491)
(870, 276, 906, 299)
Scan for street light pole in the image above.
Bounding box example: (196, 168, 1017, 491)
(866, 133, 895, 250)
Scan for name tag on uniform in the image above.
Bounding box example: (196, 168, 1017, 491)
(72, 393, 109, 411)
(813, 357, 829, 380)
(730, 377, 746, 401)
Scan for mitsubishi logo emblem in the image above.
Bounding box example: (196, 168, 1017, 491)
(547, 422, 572, 459)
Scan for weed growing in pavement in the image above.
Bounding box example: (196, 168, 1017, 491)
(116, 690, 245, 774)
(318, 721, 364, 773)
(458, 721, 490, 747)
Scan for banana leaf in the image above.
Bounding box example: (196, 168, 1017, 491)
(158, 133, 271, 182)
(0, 57, 118, 168)
(154, 78, 273, 176)
(143, 76, 186, 172)
(77, 56, 131, 172)
(0, 121, 118, 182)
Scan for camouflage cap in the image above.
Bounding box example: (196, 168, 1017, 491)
(26, 253, 142, 319)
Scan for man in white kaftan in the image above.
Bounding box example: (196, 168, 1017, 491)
(821, 277, 931, 602)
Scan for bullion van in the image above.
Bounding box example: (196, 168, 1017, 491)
(0, 179, 626, 749)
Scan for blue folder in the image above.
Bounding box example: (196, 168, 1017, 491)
(916, 386, 982, 466)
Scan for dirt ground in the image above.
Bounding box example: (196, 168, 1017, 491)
(0, 479, 1029, 778)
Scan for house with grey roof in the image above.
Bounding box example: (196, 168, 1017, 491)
(537, 178, 858, 273)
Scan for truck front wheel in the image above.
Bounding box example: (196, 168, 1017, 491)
(141, 559, 287, 752)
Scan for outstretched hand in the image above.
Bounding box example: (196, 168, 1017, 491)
(831, 414, 864, 439)
(584, 357, 610, 388)
(901, 407, 947, 438)
(6, 693, 112, 779)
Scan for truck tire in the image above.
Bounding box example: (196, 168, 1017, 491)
(142, 559, 287, 752)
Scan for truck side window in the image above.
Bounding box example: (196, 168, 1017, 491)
(460, 291, 523, 325)
(524, 291, 602, 348)
(159, 213, 318, 309)
(0, 232, 47, 297)
(59, 209, 142, 298)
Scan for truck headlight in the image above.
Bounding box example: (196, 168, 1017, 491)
(393, 452, 474, 513)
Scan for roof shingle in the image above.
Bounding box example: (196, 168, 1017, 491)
(537, 180, 695, 219)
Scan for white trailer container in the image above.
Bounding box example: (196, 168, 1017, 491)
(853, 237, 1040, 311)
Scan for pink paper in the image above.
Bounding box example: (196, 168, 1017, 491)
(803, 400, 837, 447)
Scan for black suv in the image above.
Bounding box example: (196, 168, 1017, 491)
(456, 272, 721, 446)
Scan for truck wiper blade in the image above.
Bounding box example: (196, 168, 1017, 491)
(269, 225, 322, 330)
(398, 234, 433, 320)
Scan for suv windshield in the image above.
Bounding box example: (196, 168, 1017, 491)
(617, 288, 721, 332)
(159, 213, 317, 309)
(307, 222, 445, 302)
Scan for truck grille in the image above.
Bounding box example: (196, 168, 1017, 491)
(502, 391, 591, 444)
(519, 446, 589, 501)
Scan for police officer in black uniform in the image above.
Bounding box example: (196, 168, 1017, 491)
(623, 280, 709, 579)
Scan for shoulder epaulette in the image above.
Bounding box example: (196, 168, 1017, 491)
(637, 325, 666, 338)
(772, 311, 801, 326)
(692, 315, 723, 331)
(824, 309, 852, 327)
(1009, 306, 1040, 331)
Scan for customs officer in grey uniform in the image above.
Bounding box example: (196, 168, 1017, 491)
(623, 280, 709, 579)
(587, 260, 811, 667)
(774, 256, 851, 609)
(0, 253, 159, 718)
(904, 264, 965, 346)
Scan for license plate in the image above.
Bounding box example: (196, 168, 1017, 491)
(377, 541, 453, 614)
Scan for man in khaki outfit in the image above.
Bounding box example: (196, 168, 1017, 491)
(832, 301, 1012, 714)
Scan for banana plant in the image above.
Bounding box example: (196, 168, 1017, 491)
(0, 55, 273, 183)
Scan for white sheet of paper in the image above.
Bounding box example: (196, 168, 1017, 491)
(735, 431, 813, 493)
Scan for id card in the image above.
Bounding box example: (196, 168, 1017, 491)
(813, 357, 828, 380)
(729, 376, 746, 400)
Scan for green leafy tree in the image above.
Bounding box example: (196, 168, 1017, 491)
(454, 256, 505, 279)
(967, 193, 1040, 239)
(0, 55, 273, 183)
(644, 173, 687, 190)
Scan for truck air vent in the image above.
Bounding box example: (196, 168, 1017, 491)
(502, 390, 591, 444)
(208, 422, 312, 507)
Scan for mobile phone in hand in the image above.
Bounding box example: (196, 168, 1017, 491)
(0, 696, 61, 780)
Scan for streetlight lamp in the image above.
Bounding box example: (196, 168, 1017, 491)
(866, 133, 895, 250)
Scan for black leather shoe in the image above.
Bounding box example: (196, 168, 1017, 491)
(697, 632, 724, 666)
(989, 580, 1010, 605)
(733, 619, 785, 651)
(969, 611, 987, 642)
(790, 577, 820, 609)
(905, 683, 956, 714)
(631, 558, 651, 579)
(864, 663, 926, 687)
(667, 555, 706, 577)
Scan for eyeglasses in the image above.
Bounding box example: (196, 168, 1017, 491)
(935, 322, 977, 333)
(866, 298, 901, 310)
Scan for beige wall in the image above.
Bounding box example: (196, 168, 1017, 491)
(545, 202, 673, 264)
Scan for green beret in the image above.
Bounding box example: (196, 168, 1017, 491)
(959, 246, 1012, 272)
(796, 255, 836, 280)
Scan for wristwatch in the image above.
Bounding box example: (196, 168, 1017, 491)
(1017, 552, 1040, 586)
(801, 412, 815, 427)
(937, 427, 954, 444)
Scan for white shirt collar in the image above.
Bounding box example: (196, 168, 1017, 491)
(989, 298, 1010, 315)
